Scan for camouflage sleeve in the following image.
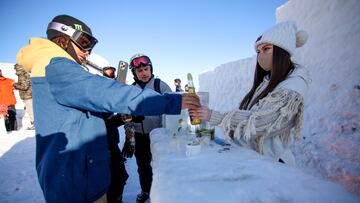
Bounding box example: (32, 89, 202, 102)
(13, 74, 30, 91)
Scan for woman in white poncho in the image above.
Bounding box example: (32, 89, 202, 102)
(190, 21, 309, 166)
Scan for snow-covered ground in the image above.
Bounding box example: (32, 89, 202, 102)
(1, 0, 359, 202)
(1, 113, 359, 203)
(0, 115, 141, 203)
(199, 0, 360, 195)
(0, 129, 44, 203)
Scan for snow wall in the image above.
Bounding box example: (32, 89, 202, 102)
(198, 0, 360, 194)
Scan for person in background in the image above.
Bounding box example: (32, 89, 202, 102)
(184, 84, 189, 92)
(13, 64, 34, 130)
(0, 104, 8, 134)
(16, 14, 200, 203)
(102, 66, 128, 203)
(123, 53, 172, 203)
(0, 69, 17, 131)
(174, 78, 183, 92)
(103, 66, 116, 79)
(190, 21, 309, 166)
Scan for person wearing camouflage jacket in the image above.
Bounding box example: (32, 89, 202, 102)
(14, 64, 34, 128)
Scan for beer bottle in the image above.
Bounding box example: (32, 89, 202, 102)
(187, 73, 201, 125)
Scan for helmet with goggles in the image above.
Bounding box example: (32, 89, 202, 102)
(129, 53, 153, 78)
(129, 53, 152, 70)
(47, 15, 98, 52)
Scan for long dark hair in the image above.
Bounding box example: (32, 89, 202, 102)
(240, 39, 296, 110)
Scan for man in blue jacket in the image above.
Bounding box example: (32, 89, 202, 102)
(16, 15, 199, 203)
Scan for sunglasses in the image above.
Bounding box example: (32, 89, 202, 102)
(48, 22, 98, 51)
(130, 56, 152, 69)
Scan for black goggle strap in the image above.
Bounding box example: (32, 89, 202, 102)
(47, 22, 98, 50)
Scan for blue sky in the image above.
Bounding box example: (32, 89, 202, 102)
(0, 0, 287, 89)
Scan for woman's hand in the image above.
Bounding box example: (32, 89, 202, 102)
(189, 106, 212, 121)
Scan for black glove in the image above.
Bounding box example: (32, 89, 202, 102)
(106, 113, 125, 127)
(122, 138, 135, 158)
(132, 115, 145, 123)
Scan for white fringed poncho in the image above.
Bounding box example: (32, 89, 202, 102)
(209, 67, 309, 165)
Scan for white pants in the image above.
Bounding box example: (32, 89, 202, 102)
(23, 99, 34, 124)
(0, 116, 7, 135)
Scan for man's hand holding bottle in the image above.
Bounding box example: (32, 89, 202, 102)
(181, 93, 201, 111)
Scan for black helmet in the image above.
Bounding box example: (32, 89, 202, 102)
(47, 15, 97, 51)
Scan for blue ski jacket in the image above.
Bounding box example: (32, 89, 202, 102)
(17, 38, 181, 203)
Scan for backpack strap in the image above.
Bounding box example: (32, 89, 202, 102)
(154, 78, 161, 94)
(132, 78, 162, 94)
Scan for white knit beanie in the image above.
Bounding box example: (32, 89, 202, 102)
(255, 21, 308, 56)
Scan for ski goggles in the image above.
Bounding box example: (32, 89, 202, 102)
(47, 22, 98, 51)
(129, 56, 152, 69)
